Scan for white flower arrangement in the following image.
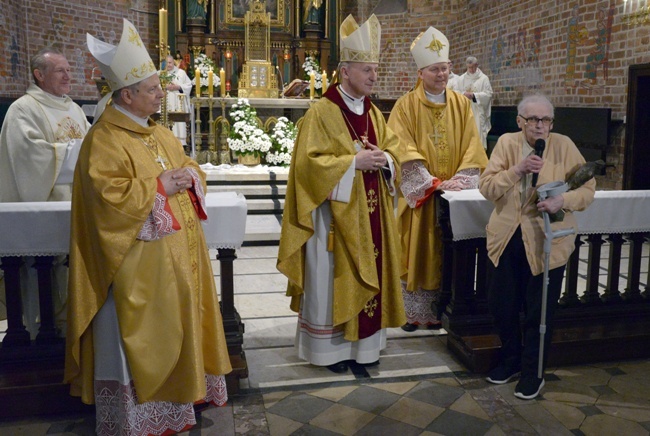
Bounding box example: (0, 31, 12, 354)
(227, 98, 272, 157)
(302, 55, 322, 91)
(193, 53, 220, 89)
(266, 117, 297, 167)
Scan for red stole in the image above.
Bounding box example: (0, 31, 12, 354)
(324, 85, 382, 340)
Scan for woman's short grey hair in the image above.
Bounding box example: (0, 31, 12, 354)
(518, 94, 555, 118)
(465, 56, 478, 65)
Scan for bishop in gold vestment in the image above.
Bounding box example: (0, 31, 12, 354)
(64, 19, 231, 436)
(389, 27, 488, 330)
(278, 14, 408, 373)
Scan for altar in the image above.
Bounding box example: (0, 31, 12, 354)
(435, 189, 650, 373)
(440, 189, 650, 240)
(0, 192, 248, 417)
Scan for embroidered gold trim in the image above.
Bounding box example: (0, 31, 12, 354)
(364, 298, 378, 317)
(366, 188, 378, 214)
(426, 37, 446, 55)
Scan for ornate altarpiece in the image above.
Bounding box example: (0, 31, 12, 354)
(171, 0, 339, 95)
(237, 1, 278, 98)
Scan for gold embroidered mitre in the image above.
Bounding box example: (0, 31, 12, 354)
(410, 26, 450, 69)
(87, 18, 157, 92)
(340, 14, 381, 63)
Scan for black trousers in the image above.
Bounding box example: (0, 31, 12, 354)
(487, 227, 566, 378)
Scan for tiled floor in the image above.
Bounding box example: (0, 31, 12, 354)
(1, 244, 649, 435)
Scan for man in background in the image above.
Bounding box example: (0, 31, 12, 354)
(447, 60, 459, 90)
(161, 53, 192, 145)
(452, 56, 493, 150)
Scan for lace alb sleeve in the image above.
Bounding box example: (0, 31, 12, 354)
(449, 167, 480, 189)
(400, 161, 435, 208)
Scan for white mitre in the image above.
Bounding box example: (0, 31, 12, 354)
(87, 18, 157, 91)
(410, 26, 450, 69)
(340, 14, 381, 63)
(87, 18, 157, 122)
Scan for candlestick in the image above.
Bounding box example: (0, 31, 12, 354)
(208, 69, 214, 98)
(331, 70, 337, 84)
(309, 71, 315, 100)
(322, 70, 328, 94)
(220, 68, 226, 96)
(195, 67, 201, 95)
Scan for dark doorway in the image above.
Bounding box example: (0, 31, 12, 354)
(624, 63, 650, 190)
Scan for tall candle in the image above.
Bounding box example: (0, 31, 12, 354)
(159, 9, 167, 45)
(220, 68, 226, 96)
(322, 70, 328, 94)
(159, 8, 168, 68)
(195, 67, 201, 95)
(331, 70, 337, 84)
(208, 69, 214, 97)
(309, 71, 315, 99)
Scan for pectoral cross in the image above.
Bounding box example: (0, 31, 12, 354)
(361, 132, 368, 147)
(156, 155, 167, 170)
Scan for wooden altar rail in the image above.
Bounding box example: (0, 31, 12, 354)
(0, 250, 245, 419)
(435, 195, 650, 374)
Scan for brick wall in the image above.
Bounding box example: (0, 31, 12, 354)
(355, 0, 650, 189)
(0, 0, 160, 101)
(2, 0, 648, 188)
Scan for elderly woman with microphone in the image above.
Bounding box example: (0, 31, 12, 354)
(478, 94, 595, 400)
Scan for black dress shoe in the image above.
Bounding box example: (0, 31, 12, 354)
(326, 361, 349, 373)
(360, 360, 379, 367)
(401, 323, 418, 332)
(193, 402, 211, 415)
(427, 322, 443, 330)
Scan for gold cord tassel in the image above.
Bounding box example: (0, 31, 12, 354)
(327, 218, 335, 252)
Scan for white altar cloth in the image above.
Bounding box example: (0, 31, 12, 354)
(0, 192, 247, 256)
(441, 189, 650, 241)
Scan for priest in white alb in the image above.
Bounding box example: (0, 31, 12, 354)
(161, 54, 193, 145)
(0, 46, 90, 337)
(451, 56, 493, 150)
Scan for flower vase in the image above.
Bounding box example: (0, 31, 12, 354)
(238, 153, 261, 166)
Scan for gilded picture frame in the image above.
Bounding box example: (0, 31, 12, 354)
(226, 0, 285, 27)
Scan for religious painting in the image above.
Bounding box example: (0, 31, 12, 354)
(226, 0, 284, 26)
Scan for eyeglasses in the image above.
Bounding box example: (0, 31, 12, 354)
(519, 115, 553, 127)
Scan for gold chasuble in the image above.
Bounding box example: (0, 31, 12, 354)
(277, 85, 406, 342)
(64, 106, 231, 404)
(388, 84, 488, 291)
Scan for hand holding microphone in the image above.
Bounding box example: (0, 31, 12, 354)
(531, 139, 545, 187)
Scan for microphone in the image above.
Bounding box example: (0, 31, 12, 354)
(532, 139, 545, 187)
(276, 66, 285, 98)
